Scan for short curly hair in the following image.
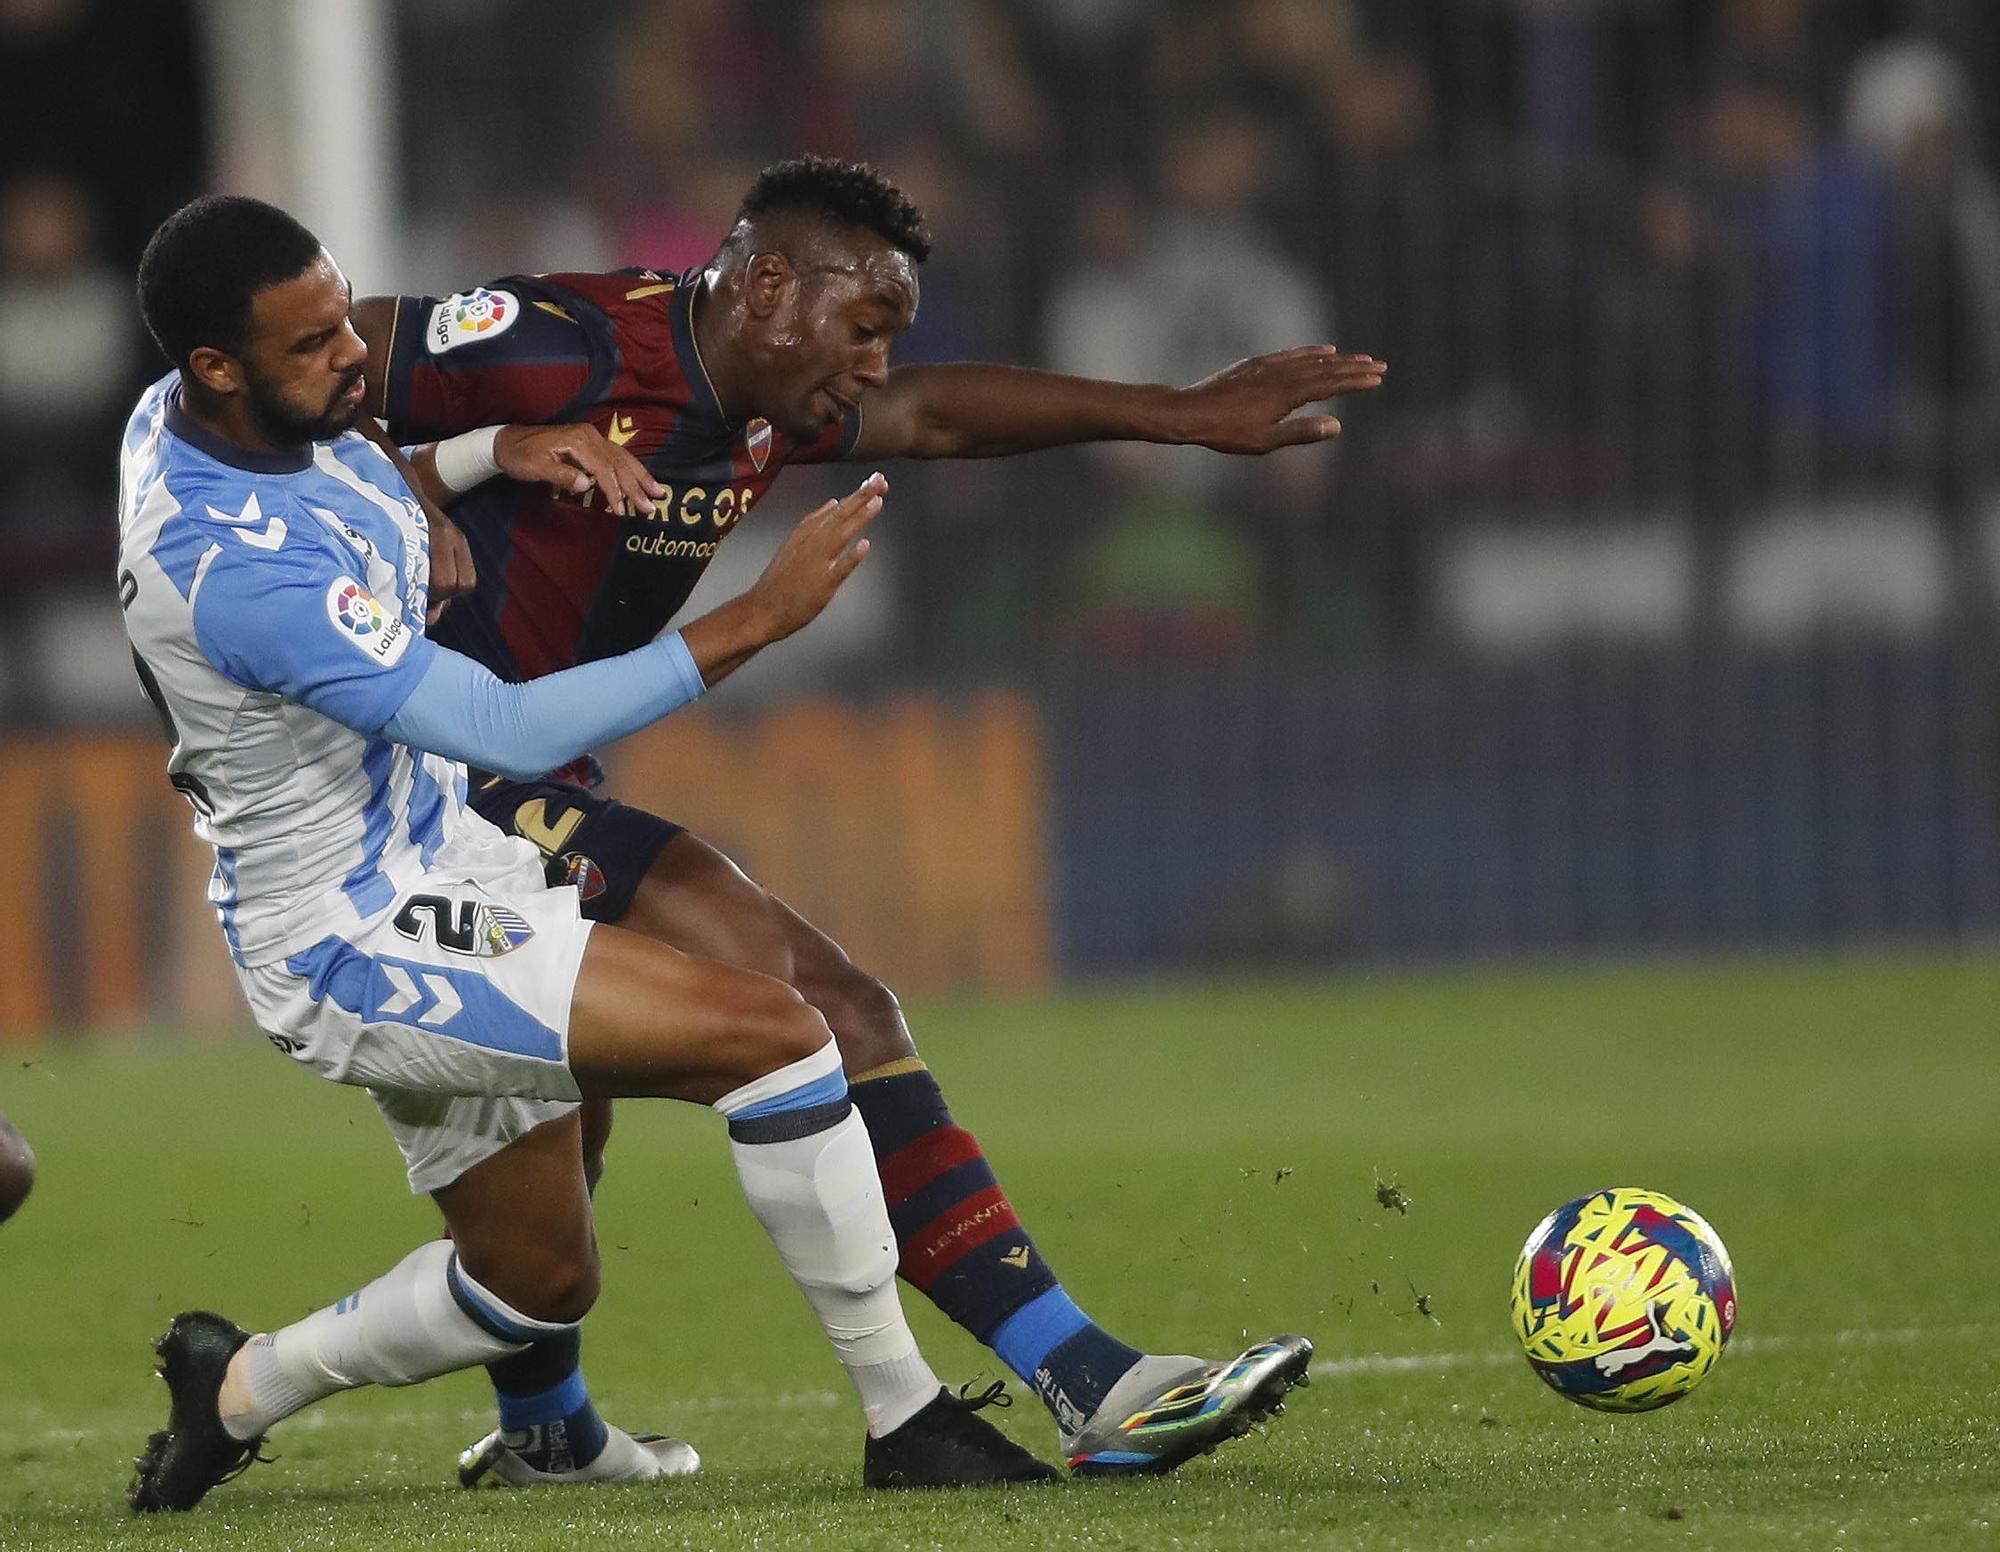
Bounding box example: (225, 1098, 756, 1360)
(138, 195, 324, 369)
(735, 156, 931, 263)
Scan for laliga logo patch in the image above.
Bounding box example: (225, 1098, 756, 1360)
(332, 578, 386, 635)
(325, 575, 411, 666)
(427, 287, 519, 354)
(745, 418, 773, 472)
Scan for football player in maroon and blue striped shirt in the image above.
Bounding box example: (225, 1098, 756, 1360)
(357, 155, 1384, 1480)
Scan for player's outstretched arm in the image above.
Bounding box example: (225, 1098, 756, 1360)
(850, 348, 1386, 461)
(0, 1109, 34, 1226)
(379, 474, 884, 778)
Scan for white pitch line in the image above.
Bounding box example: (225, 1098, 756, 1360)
(5, 1327, 1983, 1451)
(1308, 1322, 1996, 1381)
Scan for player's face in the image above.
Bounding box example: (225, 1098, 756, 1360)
(762, 242, 918, 442)
(237, 252, 371, 445)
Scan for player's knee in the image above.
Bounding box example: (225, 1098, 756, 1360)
(482, 1241, 600, 1326)
(457, 1226, 600, 1325)
(797, 940, 910, 1072)
(0, 1120, 34, 1227)
(536, 1244, 602, 1325)
(826, 965, 911, 1072)
(748, 987, 835, 1078)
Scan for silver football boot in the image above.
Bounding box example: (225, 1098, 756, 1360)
(1062, 1334, 1313, 1476)
(457, 1423, 700, 1487)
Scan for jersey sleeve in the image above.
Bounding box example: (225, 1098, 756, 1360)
(381, 277, 614, 443)
(191, 528, 438, 735)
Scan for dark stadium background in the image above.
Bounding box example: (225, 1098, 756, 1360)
(6, 7, 2000, 1548)
(3, 0, 1999, 1009)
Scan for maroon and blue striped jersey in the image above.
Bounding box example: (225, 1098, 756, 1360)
(382, 268, 860, 684)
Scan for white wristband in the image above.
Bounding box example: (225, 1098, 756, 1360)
(430, 425, 503, 495)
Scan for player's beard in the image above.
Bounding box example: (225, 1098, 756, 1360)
(242, 365, 364, 447)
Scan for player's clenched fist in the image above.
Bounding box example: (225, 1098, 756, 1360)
(424, 510, 477, 625)
(748, 472, 885, 639)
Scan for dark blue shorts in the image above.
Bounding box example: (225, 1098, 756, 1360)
(467, 773, 682, 924)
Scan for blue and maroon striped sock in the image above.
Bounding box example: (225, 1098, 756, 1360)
(851, 1060, 1143, 1426)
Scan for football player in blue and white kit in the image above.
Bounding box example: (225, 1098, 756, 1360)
(119, 195, 1054, 1512)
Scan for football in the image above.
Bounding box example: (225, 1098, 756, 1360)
(1510, 1187, 1737, 1412)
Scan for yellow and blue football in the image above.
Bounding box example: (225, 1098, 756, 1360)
(1510, 1187, 1736, 1412)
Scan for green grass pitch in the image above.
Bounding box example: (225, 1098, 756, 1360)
(2, 951, 1996, 1549)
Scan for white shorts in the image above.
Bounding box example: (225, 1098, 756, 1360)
(236, 823, 593, 1194)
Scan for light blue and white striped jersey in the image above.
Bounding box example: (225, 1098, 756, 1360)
(117, 373, 471, 966)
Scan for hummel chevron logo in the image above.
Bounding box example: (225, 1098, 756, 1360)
(207, 490, 288, 550)
(377, 963, 463, 1027)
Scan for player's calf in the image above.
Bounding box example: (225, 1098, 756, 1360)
(436, 1109, 601, 1325)
(432, 1109, 630, 1477)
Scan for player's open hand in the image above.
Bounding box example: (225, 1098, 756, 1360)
(1176, 346, 1387, 454)
(750, 473, 886, 640)
(494, 423, 668, 517)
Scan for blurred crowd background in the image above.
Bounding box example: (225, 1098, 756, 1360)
(4, 0, 2000, 1018)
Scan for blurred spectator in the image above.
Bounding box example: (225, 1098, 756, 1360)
(0, 174, 129, 568)
(875, 136, 1004, 365)
(1642, 63, 1899, 491)
(0, 0, 206, 266)
(1847, 36, 2000, 483)
(1038, 110, 1339, 654)
(10, 0, 2000, 713)
(789, 0, 932, 160)
(599, 0, 797, 272)
(1701, 0, 1858, 104)
(1044, 107, 1329, 407)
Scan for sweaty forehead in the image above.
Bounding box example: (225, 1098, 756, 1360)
(826, 244, 919, 321)
(251, 251, 351, 342)
(774, 217, 915, 307)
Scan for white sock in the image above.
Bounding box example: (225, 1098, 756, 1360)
(718, 1043, 941, 1438)
(221, 1239, 568, 1440)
